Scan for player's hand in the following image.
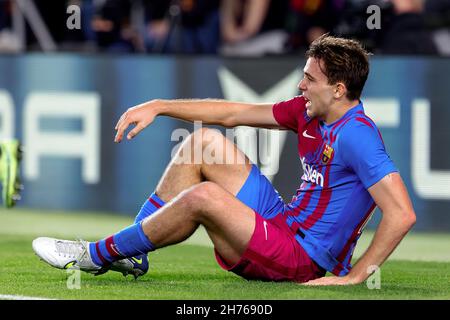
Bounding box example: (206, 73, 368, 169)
(114, 102, 157, 142)
(302, 275, 360, 286)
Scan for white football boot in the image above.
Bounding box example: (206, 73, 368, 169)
(32, 237, 105, 274)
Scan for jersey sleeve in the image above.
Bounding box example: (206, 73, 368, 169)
(272, 96, 307, 132)
(339, 121, 398, 189)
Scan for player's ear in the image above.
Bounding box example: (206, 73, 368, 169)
(334, 82, 347, 99)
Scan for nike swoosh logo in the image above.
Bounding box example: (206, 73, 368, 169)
(302, 130, 316, 139)
(263, 221, 268, 241)
(131, 257, 143, 264)
(109, 244, 122, 256)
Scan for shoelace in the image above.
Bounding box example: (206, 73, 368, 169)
(55, 240, 85, 259)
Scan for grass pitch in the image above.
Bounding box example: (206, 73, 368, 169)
(0, 208, 449, 300)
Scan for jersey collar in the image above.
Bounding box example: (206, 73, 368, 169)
(321, 100, 364, 129)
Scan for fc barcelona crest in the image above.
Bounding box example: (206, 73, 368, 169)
(322, 144, 334, 164)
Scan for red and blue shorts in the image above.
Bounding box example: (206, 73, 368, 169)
(215, 164, 326, 283)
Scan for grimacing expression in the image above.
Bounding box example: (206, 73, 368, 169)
(298, 57, 336, 120)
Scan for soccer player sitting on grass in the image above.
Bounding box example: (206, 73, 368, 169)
(33, 35, 416, 285)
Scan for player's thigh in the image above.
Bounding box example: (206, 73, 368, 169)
(199, 128, 253, 196)
(191, 182, 256, 265)
(199, 129, 284, 218)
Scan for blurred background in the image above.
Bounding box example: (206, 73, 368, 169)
(0, 0, 449, 55)
(1, 0, 450, 233)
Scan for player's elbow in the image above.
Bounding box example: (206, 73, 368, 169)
(221, 115, 236, 128)
(400, 209, 416, 231)
(407, 210, 417, 229)
(384, 207, 416, 232)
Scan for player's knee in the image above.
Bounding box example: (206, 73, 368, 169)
(190, 181, 224, 204)
(181, 182, 226, 215)
(175, 128, 218, 158)
(190, 127, 224, 149)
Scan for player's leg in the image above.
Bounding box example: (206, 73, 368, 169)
(142, 182, 256, 265)
(135, 127, 251, 223)
(114, 128, 252, 276)
(32, 182, 255, 273)
(32, 128, 256, 276)
(157, 127, 252, 201)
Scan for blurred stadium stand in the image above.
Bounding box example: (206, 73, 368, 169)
(0, 0, 448, 56)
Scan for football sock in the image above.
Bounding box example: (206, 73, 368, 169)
(134, 192, 166, 223)
(89, 222, 155, 266)
(89, 192, 165, 266)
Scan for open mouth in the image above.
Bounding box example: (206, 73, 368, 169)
(304, 97, 312, 108)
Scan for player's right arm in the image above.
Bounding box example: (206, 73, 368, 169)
(114, 99, 282, 142)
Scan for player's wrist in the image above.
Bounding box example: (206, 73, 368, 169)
(148, 99, 166, 116)
(344, 271, 367, 284)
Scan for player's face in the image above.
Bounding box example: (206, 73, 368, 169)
(298, 57, 335, 120)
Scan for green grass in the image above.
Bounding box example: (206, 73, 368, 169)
(1, 208, 449, 300)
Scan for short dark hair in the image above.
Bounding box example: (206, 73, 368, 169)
(306, 35, 370, 100)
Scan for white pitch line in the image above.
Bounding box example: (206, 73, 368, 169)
(0, 294, 56, 300)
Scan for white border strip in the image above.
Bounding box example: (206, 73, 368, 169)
(0, 294, 56, 300)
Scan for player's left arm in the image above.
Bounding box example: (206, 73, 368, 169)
(304, 172, 416, 286)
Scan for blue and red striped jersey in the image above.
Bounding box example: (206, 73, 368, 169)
(273, 96, 398, 276)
